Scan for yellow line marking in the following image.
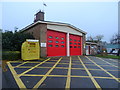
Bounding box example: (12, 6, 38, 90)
(92, 65, 110, 66)
(65, 57, 72, 89)
(15, 61, 29, 68)
(58, 63, 70, 64)
(14, 66, 120, 72)
(20, 74, 120, 80)
(86, 56, 120, 83)
(18, 58, 51, 77)
(21, 62, 41, 63)
(71, 76, 90, 78)
(71, 68, 85, 70)
(107, 70, 120, 71)
(22, 74, 67, 77)
(33, 57, 63, 88)
(9, 61, 22, 63)
(96, 57, 119, 68)
(48, 60, 58, 61)
(109, 59, 120, 63)
(93, 76, 119, 79)
(7, 62, 26, 88)
(55, 67, 68, 69)
(78, 56, 101, 89)
(24, 62, 55, 64)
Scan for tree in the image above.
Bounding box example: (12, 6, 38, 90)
(2, 30, 35, 51)
(110, 33, 120, 56)
(110, 33, 120, 44)
(86, 35, 94, 42)
(95, 35, 104, 42)
(86, 35, 104, 43)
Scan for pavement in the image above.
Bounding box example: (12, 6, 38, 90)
(0, 60, 1, 66)
(2, 56, 120, 89)
(0, 60, 2, 89)
(0, 67, 2, 90)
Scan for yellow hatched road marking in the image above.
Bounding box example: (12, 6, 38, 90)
(33, 57, 63, 88)
(86, 56, 120, 83)
(78, 56, 101, 89)
(96, 57, 119, 68)
(7, 62, 26, 88)
(18, 58, 51, 77)
(65, 57, 72, 89)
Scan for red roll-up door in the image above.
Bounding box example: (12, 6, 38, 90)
(47, 30, 67, 56)
(69, 34, 82, 56)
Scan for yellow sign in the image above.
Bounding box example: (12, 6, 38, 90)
(21, 39, 40, 60)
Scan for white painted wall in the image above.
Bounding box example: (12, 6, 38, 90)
(67, 33, 70, 56)
(47, 24, 83, 36)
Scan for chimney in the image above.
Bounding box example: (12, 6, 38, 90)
(34, 10, 44, 22)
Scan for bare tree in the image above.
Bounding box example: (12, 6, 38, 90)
(110, 33, 120, 44)
(95, 35, 104, 42)
(86, 35, 104, 43)
(86, 35, 94, 42)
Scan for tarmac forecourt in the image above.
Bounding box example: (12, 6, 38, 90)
(5, 56, 120, 89)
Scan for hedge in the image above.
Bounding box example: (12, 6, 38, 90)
(2, 51, 21, 60)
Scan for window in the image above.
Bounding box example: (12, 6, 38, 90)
(55, 45, 59, 47)
(70, 42, 72, 44)
(61, 41, 64, 44)
(70, 46, 72, 48)
(55, 37, 59, 39)
(61, 37, 64, 40)
(74, 40, 77, 42)
(49, 45, 53, 47)
(49, 36, 52, 39)
(78, 40, 80, 42)
(70, 39, 72, 41)
(74, 43, 77, 45)
(61, 45, 64, 47)
(78, 43, 80, 45)
(56, 41, 59, 43)
(48, 40, 53, 43)
(74, 46, 77, 48)
(78, 46, 80, 48)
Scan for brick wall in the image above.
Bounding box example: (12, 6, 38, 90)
(22, 23, 47, 57)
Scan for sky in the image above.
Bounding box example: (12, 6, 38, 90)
(1, 1, 118, 43)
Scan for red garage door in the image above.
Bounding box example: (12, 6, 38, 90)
(69, 34, 82, 56)
(47, 30, 67, 56)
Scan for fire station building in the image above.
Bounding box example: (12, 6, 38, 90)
(20, 11, 87, 57)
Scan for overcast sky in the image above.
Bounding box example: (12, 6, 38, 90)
(1, 1, 118, 43)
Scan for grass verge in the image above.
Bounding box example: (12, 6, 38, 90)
(96, 54, 120, 59)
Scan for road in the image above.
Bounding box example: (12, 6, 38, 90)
(2, 56, 120, 89)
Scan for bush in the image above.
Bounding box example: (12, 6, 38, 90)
(2, 30, 35, 51)
(2, 51, 21, 60)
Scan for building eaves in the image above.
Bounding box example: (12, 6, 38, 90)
(20, 21, 87, 34)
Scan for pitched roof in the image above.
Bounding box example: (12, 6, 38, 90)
(20, 21, 87, 34)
